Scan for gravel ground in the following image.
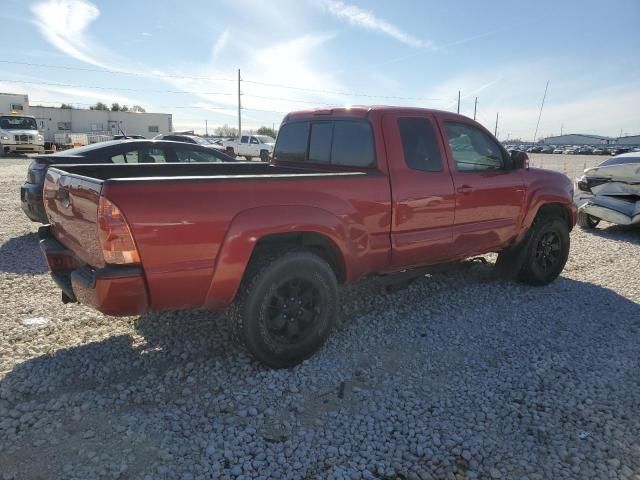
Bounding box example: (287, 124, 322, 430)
(1, 155, 639, 480)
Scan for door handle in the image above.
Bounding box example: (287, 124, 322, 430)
(457, 185, 473, 194)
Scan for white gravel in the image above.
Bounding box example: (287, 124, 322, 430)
(1, 155, 639, 480)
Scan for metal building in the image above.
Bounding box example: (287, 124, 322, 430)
(2, 92, 172, 142)
(30, 106, 172, 142)
(615, 135, 640, 146)
(542, 134, 610, 145)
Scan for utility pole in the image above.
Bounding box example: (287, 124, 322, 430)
(560, 124, 563, 136)
(473, 97, 478, 120)
(457, 91, 461, 114)
(494, 112, 499, 137)
(205, 120, 208, 137)
(237, 68, 241, 137)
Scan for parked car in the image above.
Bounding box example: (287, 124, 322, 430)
(39, 106, 576, 368)
(222, 135, 275, 161)
(574, 152, 640, 228)
(553, 147, 565, 154)
(21, 139, 236, 223)
(540, 146, 555, 154)
(155, 133, 225, 151)
(591, 147, 607, 155)
(112, 134, 146, 140)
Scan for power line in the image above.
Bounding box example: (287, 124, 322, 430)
(0, 58, 440, 102)
(242, 79, 440, 101)
(0, 78, 234, 96)
(30, 99, 288, 114)
(2, 78, 424, 108)
(0, 59, 236, 82)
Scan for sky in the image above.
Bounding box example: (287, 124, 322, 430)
(1, 0, 639, 140)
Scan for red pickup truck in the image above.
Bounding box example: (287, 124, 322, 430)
(40, 106, 576, 367)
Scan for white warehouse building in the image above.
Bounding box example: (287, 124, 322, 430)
(1, 93, 172, 142)
(542, 134, 610, 145)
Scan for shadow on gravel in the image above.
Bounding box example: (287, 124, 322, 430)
(0, 232, 47, 274)
(1, 272, 639, 477)
(586, 223, 640, 244)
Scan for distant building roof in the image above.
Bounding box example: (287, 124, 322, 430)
(544, 133, 610, 140)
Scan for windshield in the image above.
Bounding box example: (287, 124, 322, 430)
(191, 136, 210, 145)
(255, 135, 275, 144)
(0, 116, 38, 130)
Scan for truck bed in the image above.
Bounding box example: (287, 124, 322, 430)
(43, 161, 390, 312)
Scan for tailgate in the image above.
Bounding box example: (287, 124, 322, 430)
(43, 167, 106, 268)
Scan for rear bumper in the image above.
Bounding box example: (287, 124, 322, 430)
(21, 182, 48, 223)
(39, 226, 149, 316)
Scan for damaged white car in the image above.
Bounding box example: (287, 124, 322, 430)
(574, 152, 640, 228)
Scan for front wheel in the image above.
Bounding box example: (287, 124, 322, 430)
(226, 249, 338, 368)
(225, 147, 236, 157)
(260, 150, 270, 162)
(576, 211, 600, 229)
(244, 156, 253, 161)
(518, 216, 570, 286)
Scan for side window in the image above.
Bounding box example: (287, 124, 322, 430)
(111, 153, 126, 163)
(397, 118, 443, 172)
(274, 122, 309, 162)
(308, 123, 333, 163)
(250, 136, 259, 144)
(444, 122, 504, 171)
(175, 146, 224, 163)
(240, 136, 249, 144)
(113, 147, 166, 163)
(145, 147, 167, 163)
(331, 121, 375, 167)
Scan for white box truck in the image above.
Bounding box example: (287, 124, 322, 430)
(0, 93, 45, 155)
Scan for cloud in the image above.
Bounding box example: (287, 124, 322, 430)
(30, 0, 108, 68)
(211, 30, 230, 59)
(318, 0, 430, 48)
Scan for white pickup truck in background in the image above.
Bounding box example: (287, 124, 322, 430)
(222, 135, 275, 161)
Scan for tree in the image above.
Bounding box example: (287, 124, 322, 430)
(120, 105, 130, 112)
(90, 102, 109, 111)
(256, 126, 277, 138)
(60, 103, 73, 109)
(131, 105, 146, 113)
(214, 124, 238, 137)
(111, 103, 121, 111)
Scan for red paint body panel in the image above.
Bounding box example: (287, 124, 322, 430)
(42, 106, 576, 316)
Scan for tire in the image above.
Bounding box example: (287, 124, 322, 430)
(576, 211, 600, 229)
(518, 216, 570, 286)
(244, 156, 253, 161)
(260, 150, 270, 162)
(226, 249, 338, 368)
(225, 147, 235, 157)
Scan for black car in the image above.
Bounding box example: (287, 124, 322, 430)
(21, 139, 236, 223)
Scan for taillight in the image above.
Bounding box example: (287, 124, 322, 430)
(97, 197, 140, 264)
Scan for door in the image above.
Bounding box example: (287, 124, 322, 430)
(439, 119, 524, 256)
(249, 136, 260, 156)
(383, 112, 456, 268)
(238, 135, 249, 155)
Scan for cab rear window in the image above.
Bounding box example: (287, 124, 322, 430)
(274, 120, 375, 168)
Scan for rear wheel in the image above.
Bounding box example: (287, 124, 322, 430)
(518, 216, 570, 286)
(576, 211, 600, 229)
(227, 249, 338, 368)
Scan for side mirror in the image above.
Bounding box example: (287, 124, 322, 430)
(509, 150, 529, 170)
